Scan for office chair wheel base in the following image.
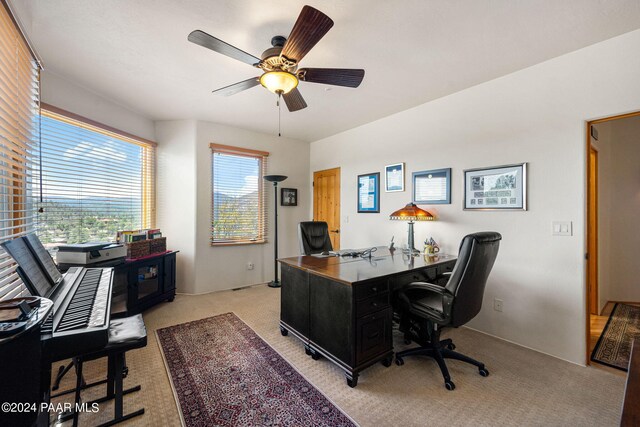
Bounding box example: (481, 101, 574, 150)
(311, 353, 321, 361)
(446, 343, 456, 350)
(479, 368, 489, 377)
(381, 356, 393, 367)
(444, 381, 456, 391)
(280, 326, 288, 336)
(395, 357, 404, 366)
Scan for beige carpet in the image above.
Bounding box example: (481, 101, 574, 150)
(54, 284, 626, 426)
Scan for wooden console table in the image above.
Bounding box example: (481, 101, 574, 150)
(60, 251, 178, 316)
(278, 248, 456, 387)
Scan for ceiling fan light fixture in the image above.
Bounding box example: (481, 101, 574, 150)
(260, 71, 298, 95)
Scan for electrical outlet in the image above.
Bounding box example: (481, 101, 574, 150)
(247, 262, 254, 270)
(494, 298, 503, 312)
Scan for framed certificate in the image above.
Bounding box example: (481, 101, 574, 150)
(413, 168, 451, 204)
(385, 163, 404, 192)
(357, 172, 380, 213)
(464, 163, 527, 210)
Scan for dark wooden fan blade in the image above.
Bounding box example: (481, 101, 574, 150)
(283, 88, 307, 112)
(212, 77, 260, 96)
(281, 6, 334, 63)
(188, 30, 260, 66)
(298, 68, 365, 88)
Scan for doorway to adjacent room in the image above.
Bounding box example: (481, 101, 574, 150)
(585, 110, 640, 367)
(313, 167, 341, 250)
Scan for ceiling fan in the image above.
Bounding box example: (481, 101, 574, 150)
(188, 5, 365, 112)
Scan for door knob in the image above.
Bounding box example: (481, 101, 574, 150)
(330, 229, 340, 233)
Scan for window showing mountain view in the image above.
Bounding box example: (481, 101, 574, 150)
(211, 147, 267, 244)
(35, 109, 156, 245)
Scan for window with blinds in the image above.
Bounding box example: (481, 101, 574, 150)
(0, 1, 41, 301)
(35, 106, 156, 245)
(211, 144, 268, 245)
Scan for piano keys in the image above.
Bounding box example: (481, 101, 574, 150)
(41, 267, 113, 361)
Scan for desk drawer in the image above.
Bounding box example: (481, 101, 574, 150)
(355, 279, 388, 301)
(356, 308, 392, 365)
(356, 292, 389, 318)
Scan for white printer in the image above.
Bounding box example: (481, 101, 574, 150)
(56, 242, 127, 265)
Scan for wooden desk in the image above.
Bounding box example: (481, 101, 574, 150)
(278, 248, 457, 387)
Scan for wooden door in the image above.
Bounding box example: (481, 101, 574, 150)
(588, 147, 598, 315)
(313, 167, 341, 250)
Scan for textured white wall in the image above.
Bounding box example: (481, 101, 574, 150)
(309, 30, 640, 365)
(41, 71, 156, 141)
(155, 120, 198, 293)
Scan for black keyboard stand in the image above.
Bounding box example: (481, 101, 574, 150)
(52, 358, 83, 392)
(58, 315, 147, 427)
(51, 357, 110, 398)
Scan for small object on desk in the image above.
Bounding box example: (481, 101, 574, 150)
(424, 237, 440, 255)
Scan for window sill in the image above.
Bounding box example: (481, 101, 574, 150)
(210, 240, 267, 247)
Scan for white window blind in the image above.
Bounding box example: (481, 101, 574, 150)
(0, 1, 41, 301)
(210, 144, 268, 245)
(36, 106, 156, 245)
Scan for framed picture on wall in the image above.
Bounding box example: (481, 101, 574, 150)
(357, 172, 380, 213)
(464, 163, 527, 210)
(281, 188, 297, 206)
(413, 168, 451, 204)
(385, 163, 405, 192)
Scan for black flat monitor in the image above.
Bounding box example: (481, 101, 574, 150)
(1, 237, 52, 297)
(23, 233, 63, 286)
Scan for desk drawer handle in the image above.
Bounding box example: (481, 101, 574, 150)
(371, 287, 377, 292)
(371, 302, 378, 308)
(367, 332, 380, 339)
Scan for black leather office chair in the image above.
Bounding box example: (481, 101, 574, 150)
(298, 221, 333, 255)
(395, 231, 501, 390)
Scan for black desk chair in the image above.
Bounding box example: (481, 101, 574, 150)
(395, 232, 501, 390)
(298, 221, 333, 255)
(62, 314, 147, 426)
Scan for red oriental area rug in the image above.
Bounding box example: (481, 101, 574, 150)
(157, 312, 357, 426)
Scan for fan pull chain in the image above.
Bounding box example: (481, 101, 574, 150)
(277, 92, 282, 137)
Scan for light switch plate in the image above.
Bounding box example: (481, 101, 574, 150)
(552, 221, 572, 236)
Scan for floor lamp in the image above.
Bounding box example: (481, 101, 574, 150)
(264, 175, 288, 288)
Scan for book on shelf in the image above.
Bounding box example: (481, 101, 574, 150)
(146, 229, 160, 239)
(117, 228, 163, 243)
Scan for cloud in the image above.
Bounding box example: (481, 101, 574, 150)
(218, 175, 259, 197)
(63, 140, 128, 162)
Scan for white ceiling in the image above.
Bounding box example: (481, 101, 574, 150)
(12, 0, 640, 142)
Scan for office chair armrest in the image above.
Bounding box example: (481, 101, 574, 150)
(403, 281, 447, 294)
(397, 282, 450, 315)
